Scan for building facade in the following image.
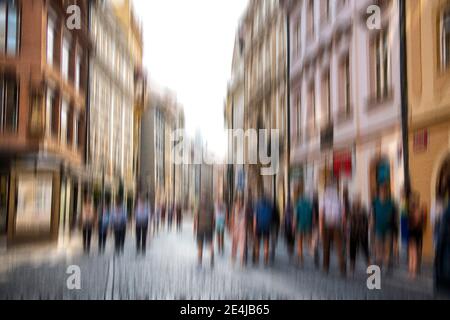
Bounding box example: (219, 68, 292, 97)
(139, 86, 185, 210)
(286, 0, 404, 212)
(0, 0, 90, 244)
(225, 25, 246, 209)
(406, 0, 450, 258)
(88, 0, 135, 208)
(111, 0, 146, 203)
(241, 0, 288, 210)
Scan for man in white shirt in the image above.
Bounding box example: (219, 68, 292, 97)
(320, 176, 346, 276)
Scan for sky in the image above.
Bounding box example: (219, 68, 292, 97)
(133, 0, 249, 158)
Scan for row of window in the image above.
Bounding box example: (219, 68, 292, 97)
(45, 88, 82, 150)
(47, 13, 83, 91)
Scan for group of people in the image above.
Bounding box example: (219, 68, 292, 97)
(194, 176, 431, 280)
(80, 190, 184, 256)
(288, 178, 428, 278)
(194, 185, 280, 268)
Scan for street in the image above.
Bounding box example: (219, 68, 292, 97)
(0, 218, 437, 300)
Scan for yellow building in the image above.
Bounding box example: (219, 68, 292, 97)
(407, 0, 450, 259)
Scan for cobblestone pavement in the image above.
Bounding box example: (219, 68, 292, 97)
(0, 219, 440, 300)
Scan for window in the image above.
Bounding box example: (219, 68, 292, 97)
(373, 29, 391, 101)
(73, 113, 78, 149)
(320, 0, 331, 24)
(47, 17, 55, 65)
(296, 93, 302, 141)
(45, 89, 53, 136)
(339, 54, 351, 116)
(62, 37, 70, 81)
(60, 99, 68, 145)
(0, 0, 19, 55)
(321, 70, 331, 127)
(75, 52, 81, 91)
(0, 75, 18, 133)
(308, 0, 315, 39)
(442, 8, 450, 70)
(307, 83, 316, 138)
(293, 19, 301, 57)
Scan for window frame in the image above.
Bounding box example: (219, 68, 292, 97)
(0, 0, 20, 56)
(0, 75, 19, 133)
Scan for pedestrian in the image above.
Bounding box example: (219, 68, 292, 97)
(176, 203, 183, 232)
(244, 190, 254, 264)
(431, 196, 444, 249)
(135, 191, 151, 255)
(320, 176, 346, 276)
(284, 198, 295, 259)
(98, 202, 110, 254)
(407, 192, 427, 278)
(293, 185, 314, 266)
(371, 184, 397, 271)
(231, 192, 246, 266)
(81, 192, 95, 254)
(154, 200, 162, 234)
(161, 201, 166, 229)
(270, 202, 280, 263)
(348, 194, 370, 274)
(215, 198, 226, 255)
(112, 195, 127, 255)
(312, 190, 320, 267)
(194, 194, 215, 267)
(253, 187, 273, 266)
(435, 197, 450, 294)
(168, 203, 174, 231)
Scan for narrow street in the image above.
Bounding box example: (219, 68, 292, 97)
(0, 218, 436, 300)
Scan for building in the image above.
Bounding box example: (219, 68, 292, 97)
(406, 0, 450, 258)
(0, 0, 90, 244)
(225, 24, 246, 209)
(286, 0, 404, 212)
(88, 0, 136, 209)
(111, 0, 146, 203)
(241, 0, 288, 210)
(139, 85, 185, 210)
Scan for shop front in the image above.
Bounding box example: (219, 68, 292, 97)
(7, 169, 60, 244)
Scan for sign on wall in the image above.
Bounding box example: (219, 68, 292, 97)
(413, 129, 428, 153)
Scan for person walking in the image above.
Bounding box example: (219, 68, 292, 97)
(284, 198, 295, 259)
(270, 202, 280, 263)
(253, 188, 273, 266)
(435, 197, 450, 294)
(81, 193, 95, 254)
(112, 196, 127, 255)
(294, 185, 314, 266)
(98, 203, 110, 254)
(135, 191, 151, 255)
(348, 194, 370, 274)
(231, 192, 246, 266)
(371, 184, 397, 271)
(320, 176, 346, 276)
(194, 194, 215, 267)
(407, 192, 427, 278)
(215, 198, 226, 255)
(244, 190, 254, 264)
(176, 203, 183, 232)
